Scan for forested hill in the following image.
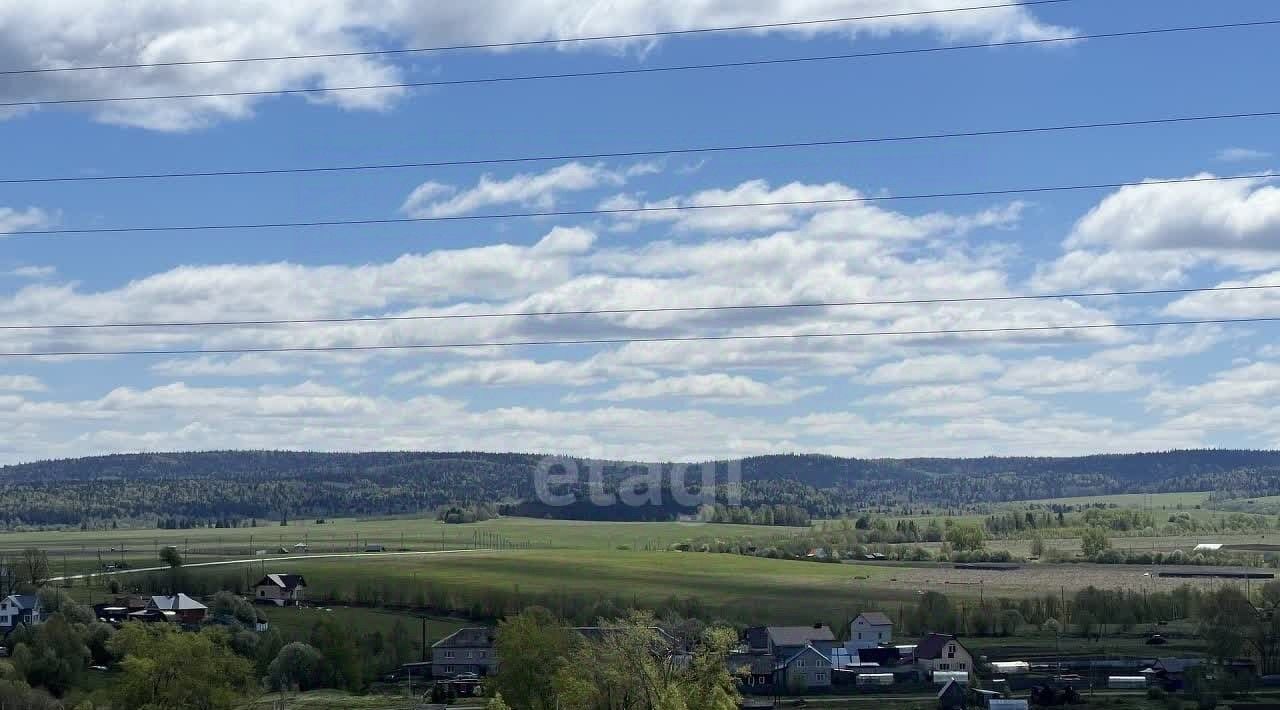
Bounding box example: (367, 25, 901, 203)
(3, 449, 1280, 528)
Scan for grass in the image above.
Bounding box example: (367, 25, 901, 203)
(0, 516, 804, 577)
(261, 605, 470, 645)
(1010, 492, 1214, 508)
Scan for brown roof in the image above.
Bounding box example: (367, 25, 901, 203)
(857, 612, 893, 626)
(915, 633, 962, 660)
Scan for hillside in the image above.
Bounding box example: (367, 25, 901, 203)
(4, 449, 1280, 528)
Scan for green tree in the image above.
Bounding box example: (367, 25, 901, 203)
(267, 642, 326, 692)
(108, 623, 255, 710)
(1080, 527, 1111, 558)
(487, 693, 513, 710)
(159, 546, 184, 568)
(944, 525, 986, 552)
(209, 591, 256, 626)
(680, 626, 740, 710)
(1030, 533, 1046, 558)
(1198, 585, 1280, 674)
(11, 615, 90, 696)
(309, 617, 365, 692)
(493, 607, 575, 710)
(16, 548, 50, 586)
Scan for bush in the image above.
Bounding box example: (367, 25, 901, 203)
(1148, 687, 1167, 700)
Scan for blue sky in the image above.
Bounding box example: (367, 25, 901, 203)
(0, 0, 1278, 464)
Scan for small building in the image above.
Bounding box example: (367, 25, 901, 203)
(1193, 543, 1223, 552)
(990, 661, 1030, 675)
(848, 611, 894, 650)
(431, 627, 497, 679)
(1107, 676, 1149, 690)
(364, 544, 386, 553)
(937, 679, 968, 710)
(0, 595, 42, 630)
(775, 644, 832, 692)
(856, 673, 896, 687)
(292, 542, 309, 553)
(915, 634, 974, 677)
(254, 574, 307, 607)
(147, 593, 208, 624)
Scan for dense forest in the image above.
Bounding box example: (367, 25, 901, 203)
(4, 449, 1280, 528)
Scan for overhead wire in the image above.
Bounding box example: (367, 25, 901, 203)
(4, 19, 1278, 108)
(0, 283, 1275, 332)
(2, 109, 1276, 185)
(5, 173, 1273, 237)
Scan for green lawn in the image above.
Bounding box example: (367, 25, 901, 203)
(261, 604, 470, 646)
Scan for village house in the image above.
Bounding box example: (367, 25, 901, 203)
(146, 593, 209, 624)
(914, 633, 974, 678)
(847, 611, 894, 651)
(765, 624, 838, 659)
(254, 574, 307, 607)
(0, 595, 42, 630)
(775, 644, 832, 692)
(431, 627, 499, 679)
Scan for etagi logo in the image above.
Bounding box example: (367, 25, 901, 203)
(534, 457, 742, 509)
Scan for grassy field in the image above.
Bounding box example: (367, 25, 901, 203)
(1012, 492, 1214, 508)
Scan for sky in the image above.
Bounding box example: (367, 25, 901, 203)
(0, 0, 1279, 465)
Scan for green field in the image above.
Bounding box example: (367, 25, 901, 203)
(1012, 492, 1214, 508)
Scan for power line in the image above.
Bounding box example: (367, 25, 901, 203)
(3, 283, 1275, 332)
(0, 0, 1082, 77)
(6, 19, 1277, 109)
(5, 109, 1276, 185)
(6, 172, 1271, 237)
(4, 316, 1278, 358)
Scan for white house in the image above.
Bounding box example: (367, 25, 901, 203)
(914, 634, 974, 678)
(254, 574, 307, 607)
(848, 611, 894, 651)
(0, 595, 42, 629)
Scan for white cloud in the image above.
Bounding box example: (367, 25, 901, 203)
(1215, 147, 1272, 163)
(1163, 273, 1280, 318)
(401, 358, 654, 388)
(0, 207, 51, 235)
(0, 2, 1068, 131)
(401, 162, 647, 218)
(150, 354, 300, 377)
(583, 373, 821, 405)
(863, 353, 1003, 385)
(0, 375, 45, 392)
(5, 265, 56, 279)
(1067, 175, 1280, 253)
(995, 357, 1152, 394)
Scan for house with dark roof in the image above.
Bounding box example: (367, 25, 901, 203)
(914, 633, 973, 678)
(0, 595, 42, 630)
(848, 611, 894, 650)
(775, 644, 833, 692)
(254, 574, 307, 606)
(766, 624, 837, 659)
(937, 678, 968, 710)
(431, 627, 498, 679)
(146, 593, 208, 624)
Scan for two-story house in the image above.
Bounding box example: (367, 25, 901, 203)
(848, 612, 893, 651)
(0, 595, 42, 630)
(431, 627, 498, 679)
(254, 574, 307, 607)
(775, 644, 832, 692)
(913, 633, 973, 678)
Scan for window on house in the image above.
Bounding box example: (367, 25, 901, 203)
(858, 632, 863, 639)
(444, 651, 455, 659)
(816, 673, 827, 682)
(940, 663, 951, 670)
(465, 651, 473, 659)
(960, 663, 967, 670)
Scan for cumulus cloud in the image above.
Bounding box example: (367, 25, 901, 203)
(582, 373, 821, 405)
(0, 207, 52, 235)
(0, 375, 45, 392)
(0, 2, 1068, 131)
(863, 353, 1003, 385)
(402, 162, 651, 218)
